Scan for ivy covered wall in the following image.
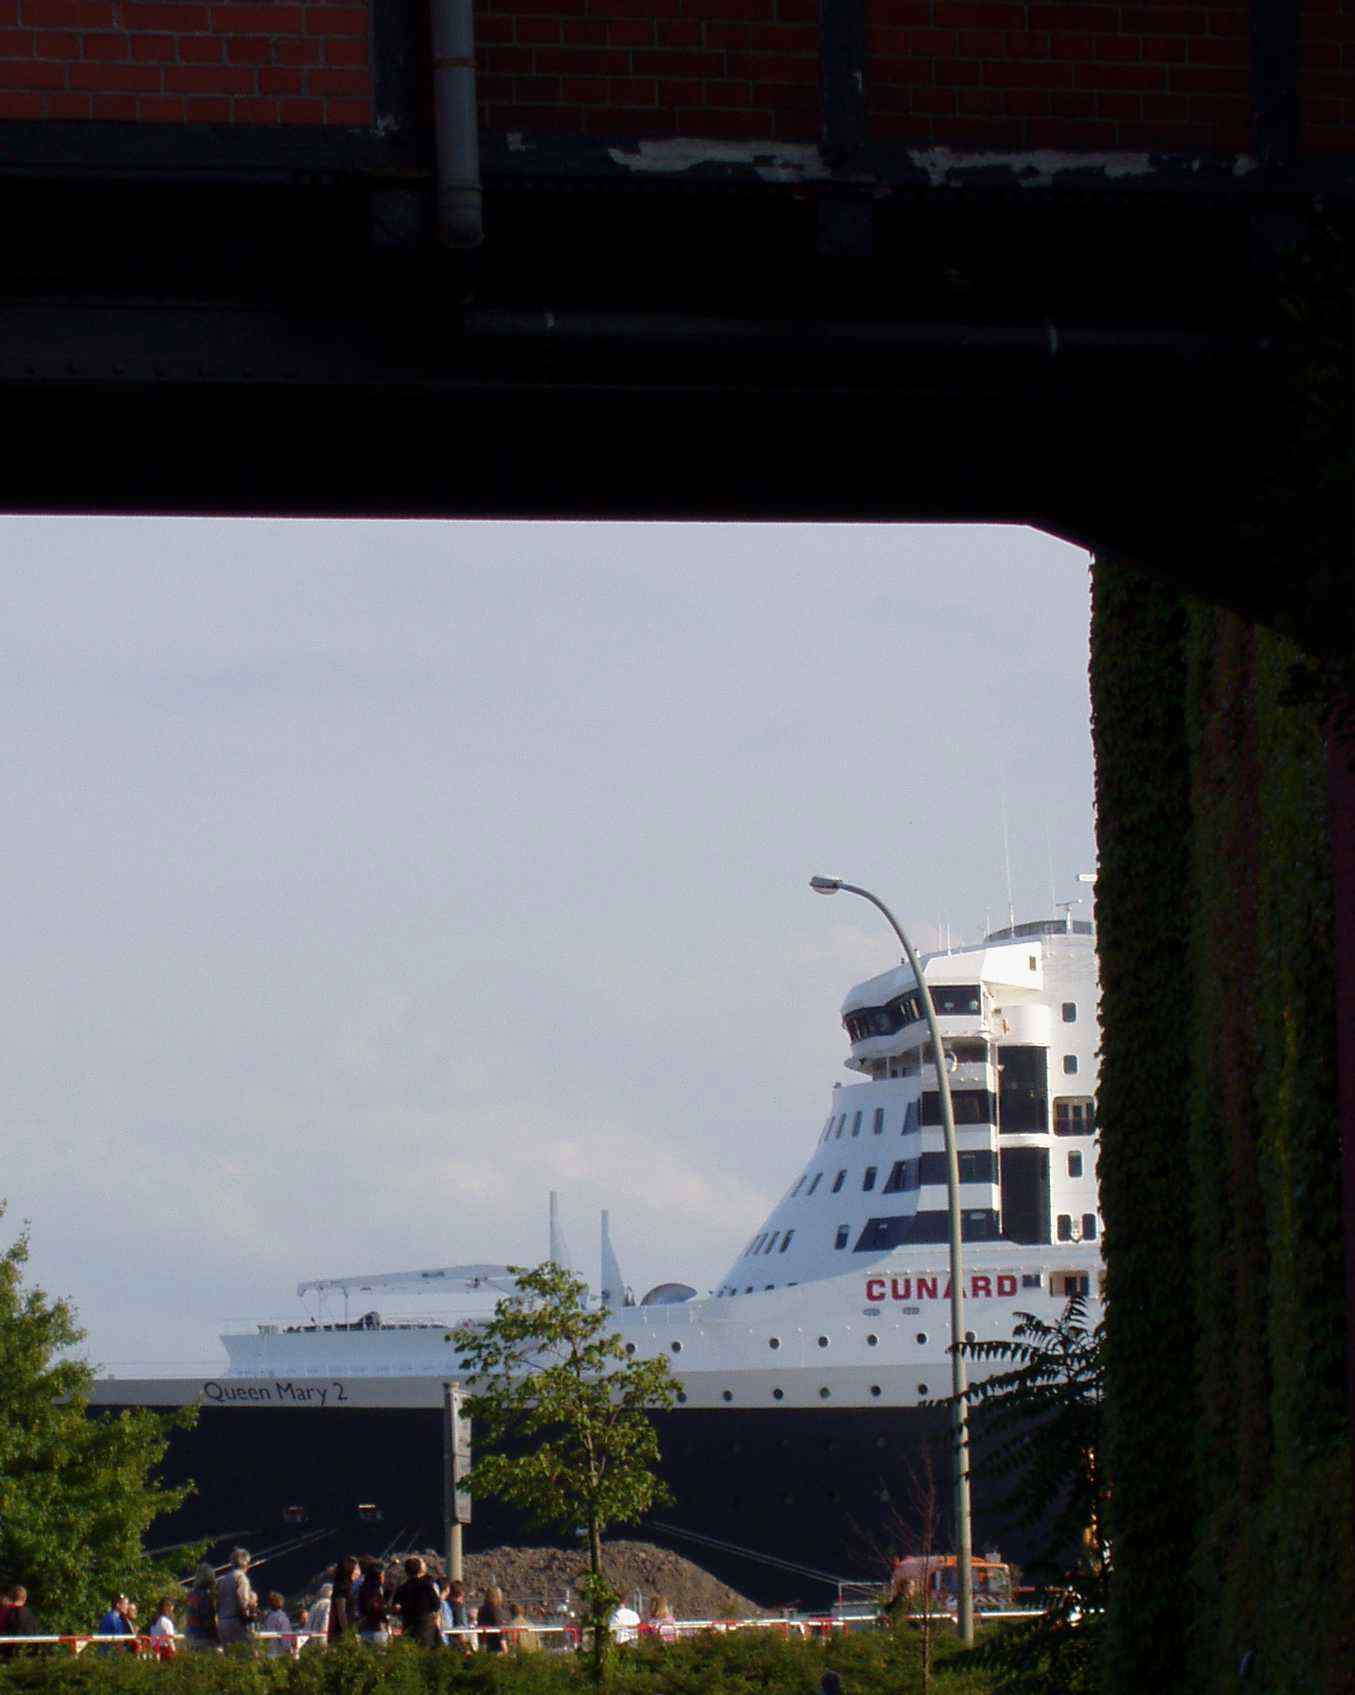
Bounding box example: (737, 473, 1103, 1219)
(1091, 559, 1352, 1695)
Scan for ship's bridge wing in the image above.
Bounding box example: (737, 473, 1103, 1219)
(296, 1264, 517, 1298)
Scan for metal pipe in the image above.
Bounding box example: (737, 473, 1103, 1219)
(430, 0, 483, 250)
(808, 876, 974, 1646)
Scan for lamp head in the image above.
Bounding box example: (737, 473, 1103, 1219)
(809, 875, 843, 894)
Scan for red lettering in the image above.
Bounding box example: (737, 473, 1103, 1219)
(917, 1276, 938, 1300)
(972, 1275, 992, 1297)
(890, 1277, 910, 1301)
(997, 1274, 1017, 1297)
(865, 1278, 886, 1303)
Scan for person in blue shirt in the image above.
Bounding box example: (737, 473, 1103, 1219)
(98, 1596, 135, 1638)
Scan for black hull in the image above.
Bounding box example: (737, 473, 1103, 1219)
(120, 1401, 1026, 1606)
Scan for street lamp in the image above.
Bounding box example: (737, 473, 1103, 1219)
(809, 875, 975, 1646)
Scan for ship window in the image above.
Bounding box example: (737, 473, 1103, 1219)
(915, 1332, 927, 1344)
(745, 1285, 753, 1293)
(834, 1225, 849, 1249)
(807, 1172, 823, 1194)
(779, 1230, 794, 1252)
(722, 1390, 733, 1402)
(625, 1342, 636, 1355)
(768, 1336, 781, 1350)
(1029, 955, 1037, 970)
(764, 1233, 779, 1253)
(677, 1392, 688, 1403)
(835, 1114, 847, 1138)
(1063, 1055, 1079, 1075)
(866, 1333, 878, 1346)
(921, 1088, 996, 1126)
(852, 1111, 862, 1136)
(1062, 1002, 1077, 1022)
(671, 1340, 683, 1353)
(1068, 1152, 1083, 1178)
(873, 1107, 884, 1135)
(917, 1383, 929, 1395)
(870, 1385, 882, 1397)
(817, 1335, 830, 1347)
(1054, 1097, 1096, 1136)
(823, 1116, 834, 1140)
(862, 1166, 877, 1192)
(791, 1175, 806, 1197)
(1083, 1213, 1098, 1239)
(751, 1234, 767, 1255)
(831, 1170, 846, 1193)
(820, 1387, 831, 1399)
(930, 984, 980, 1016)
(1022, 1273, 1043, 1288)
(772, 1387, 784, 1400)
(1057, 1214, 1073, 1241)
(882, 1160, 907, 1194)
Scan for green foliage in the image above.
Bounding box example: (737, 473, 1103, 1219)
(451, 1264, 681, 1685)
(0, 1627, 1001, 1695)
(0, 1205, 200, 1632)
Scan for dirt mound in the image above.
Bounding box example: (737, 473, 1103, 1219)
(305, 1541, 764, 1623)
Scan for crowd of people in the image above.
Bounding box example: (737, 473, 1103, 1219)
(0, 1557, 683, 1658)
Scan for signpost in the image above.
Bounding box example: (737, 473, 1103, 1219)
(443, 1380, 471, 1582)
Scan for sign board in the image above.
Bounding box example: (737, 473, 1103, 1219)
(444, 1381, 472, 1525)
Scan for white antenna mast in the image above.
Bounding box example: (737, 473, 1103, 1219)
(1001, 788, 1015, 930)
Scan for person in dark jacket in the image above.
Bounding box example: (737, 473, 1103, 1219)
(356, 1560, 389, 1645)
(392, 1558, 441, 1648)
(328, 1557, 359, 1643)
(477, 1586, 507, 1653)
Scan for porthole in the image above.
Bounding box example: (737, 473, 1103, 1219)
(721, 1390, 733, 1403)
(917, 1383, 928, 1396)
(677, 1391, 688, 1404)
(671, 1341, 683, 1353)
(866, 1333, 879, 1347)
(625, 1343, 636, 1355)
(817, 1335, 830, 1348)
(819, 1386, 831, 1399)
(915, 1332, 927, 1345)
(870, 1385, 882, 1398)
(964, 1330, 975, 1343)
(768, 1336, 781, 1350)
(772, 1387, 784, 1401)
(874, 1435, 887, 1449)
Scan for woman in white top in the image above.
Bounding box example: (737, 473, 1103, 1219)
(306, 1584, 332, 1643)
(148, 1598, 178, 1656)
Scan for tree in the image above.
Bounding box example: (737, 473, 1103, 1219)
(0, 1206, 199, 1631)
(946, 1296, 1107, 1695)
(452, 1261, 681, 1684)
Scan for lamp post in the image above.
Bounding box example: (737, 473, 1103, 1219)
(809, 875, 975, 1646)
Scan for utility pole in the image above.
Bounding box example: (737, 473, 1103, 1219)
(443, 1380, 470, 1582)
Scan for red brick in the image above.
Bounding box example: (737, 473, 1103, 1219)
(180, 35, 223, 60)
(957, 85, 1005, 113)
(655, 19, 699, 43)
(185, 93, 232, 116)
(1140, 35, 1188, 62)
(324, 35, 368, 63)
(46, 88, 91, 112)
(560, 18, 607, 41)
(750, 75, 815, 105)
(210, 5, 305, 36)
(872, 54, 933, 84)
(233, 93, 276, 119)
(0, 88, 43, 113)
(704, 21, 747, 45)
(273, 36, 322, 63)
(19, 0, 75, 22)
(476, 71, 513, 98)
(82, 29, 126, 57)
(300, 4, 367, 33)
(0, 1, 16, 22)
(1141, 91, 1189, 119)
(137, 92, 183, 117)
(1028, 4, 1118, 25)
(131, 33, 177, 59)
(606, 73, 653, 100)
(1115, 119, 1210, 146)
(1302, 41, 1341, 70)
(606, 18, 652, 43)
(259, 64, 302, 90)
(476, 13, 514, 43)
(5, 55, 69, 82)
(90, 88, 135, 114)
(671, 103, 772, 135)
(534, 44, 629, 72)
(680, 0, 774, 18)
(1074, 61, 1167, 89)
(321, 92, 371, 121)
(1005, 29, 1051, 55)
(1117, 7, 1204, 31)
(486, 0, 586, 11)
(1050, 32, 1092, 59)
(934, 58, 982, 85)
(1207, 6, 1249, 34)
(1095, 34, 1141, 60)
(515, 16, 559, 42)
(227, 37, 275, 63)
(483, 43, 532, 69)
(514, 73, 558, 97)
(774, 108, 816, 137)
(1186, 90, 1248, 122)
(871, 110, 931, 136)
(1168, 64, 1244, 92)
(1188, 33, 1248, 65)
(585, 0, 677, 15)
(1049, 89, 1094, 114)
(482, 100, 584, 129)
(1026, 116, 1110, 143)
(1302, 95, 1342, 126)
(872, 0, 931, 20)
(868, 25, 909, 53)
(277, 93, 323, 119)
(934, 2, 1030, 24)
(1096, 89, 1140, 118)
(1303, 123, 1354, 150)
(0, 24, 31, 47)
(912, 84, 957, 112)
(746, 21, 813, 47)
(907, 26, 956, 53)
(706, 76, 749, 102)
(581, 103, 677, 132)
(33, 28, 79, 54)
(630, 48, 722, 73)
(657, 74, 702, 101)
(868, 80, 914, 111)
(560, 72, 606, 99)
(732, 50, 819, 79)
(954, 27, 1002, 54)
(983, 57, 1074, 86)
(304, 66, 367, 93)
(122, 3, 210, 29)
(1006, 87, 1050, 114)
(775, 0, 816, 17)
(160, 62, 253, 89)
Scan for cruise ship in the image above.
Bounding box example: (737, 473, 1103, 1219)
(95, 909, 1103, 1603)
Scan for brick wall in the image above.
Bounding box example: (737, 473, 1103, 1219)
(1303, 0, 1355, 151)
(0, 0, 372, 123)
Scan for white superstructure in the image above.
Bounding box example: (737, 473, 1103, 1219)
(200, 912, 1103, 1416)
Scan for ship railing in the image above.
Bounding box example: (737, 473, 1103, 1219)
(222, 1313, 465, 1337)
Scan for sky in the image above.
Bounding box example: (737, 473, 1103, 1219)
(2, 519, 1095, 1371)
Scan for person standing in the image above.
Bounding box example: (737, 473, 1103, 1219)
(477, 1586, 507, 1653)
(391, 1558, 441, 1648)
(148, 1598, 177, 1658)
(184, 1564, 219, 1652)
(97, 1595, 135, 1649)
(328, 1556, 359, 1643)
(260, 1593, 293, 1659)
(216, 1548, 257, 1649)
(306, 1583, 332, 1643)
(356, 1560, 389, 1646)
